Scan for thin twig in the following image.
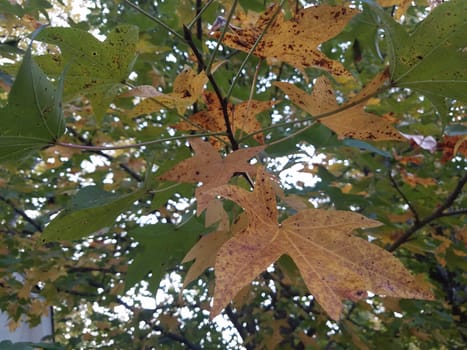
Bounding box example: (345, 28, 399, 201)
(182, 25, 238, 149)
(0, 195, 43, 232)
(58, 131, 226, 151)
(388, 170, 421, 224)
(124, 0, 185, 41)
(388, 171, 467, 252)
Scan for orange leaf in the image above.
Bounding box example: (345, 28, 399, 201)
(274, 71, 405, 141)
(212, 4, 358, 78)
(159, 138, 264, 214)
(173, 91, 274, 149)
(206, 167, 434, 320)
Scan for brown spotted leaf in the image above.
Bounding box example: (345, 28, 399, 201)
(206, 167, 434, 320)
(126, 64, 221, 117)
(173, 91, 275, 149)
(212, 4, 358, 78)
(159, 138, 264, 214)
(274, 71, 405, 141)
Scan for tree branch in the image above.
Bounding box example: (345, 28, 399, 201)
(388, 170, 421, 224)
(0, 195, 43, 232)
(388, 171, 467, 252)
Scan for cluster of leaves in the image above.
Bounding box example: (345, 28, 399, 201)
(0, 0, 466, 349)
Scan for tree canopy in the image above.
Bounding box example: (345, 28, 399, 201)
(0, 0, 466, 349)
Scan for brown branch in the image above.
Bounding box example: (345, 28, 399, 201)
(225, 305, 254, 350)
(388, 171, 467, 252)
(388, 170, 421, 224)
(66, 127, 144, 182)
(182, 25, 239, 150)
(0, 195, 43, 232)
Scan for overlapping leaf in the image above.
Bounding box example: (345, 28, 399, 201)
(36, 25, 138, 120)
(125, 217, 205, 292)
(275, 70, 405, 141)
(367, 0, 467, 101)
(159, 138, 264, 213)
(212, 4, 358, 78)
(126, 64, 218, 117)
(0, 46, 65, 161)
(205, 167, 434, 320)
(173, 91, 274, 149)
(42, 188, 145, 242)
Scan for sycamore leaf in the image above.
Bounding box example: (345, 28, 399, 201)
(367, 0, 467, 102)
(0, 45, 65, 162)
(212, 4, 358, 78)
(36, 25, 138, 120)
(173, 91, 274, 149)
(125, 217, 205, 292)
(206, 167, 434, 321)
(274, 70, 405, 141)
(159, 138, 264, 213)
(126, 63, 223, 117)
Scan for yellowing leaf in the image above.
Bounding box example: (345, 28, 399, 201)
(212, 4, 358, 78)
(159, 138, 264, 214)
(173, 91, 274, 149)
(206, 167, 434, 320)
(377, 0, 413, 20)
(182, 230, 230, 288)
(274, 71, 405, 141)
(126, 65, 210, 116)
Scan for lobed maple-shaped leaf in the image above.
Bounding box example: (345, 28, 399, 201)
(206, 167, 434, 320)
(274, 70, 405, 141)
(159, 138, 264, 214)
(173, 91, 274, 149)
(126, 64, 222, 117)
(212, 4, 358, 78)
(36, 25, 138, 120)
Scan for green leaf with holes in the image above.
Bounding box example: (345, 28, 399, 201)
(125, 217, 205, 292)
(36, 25, 138, 120)
(42, 188, 145, 242)
(366, 0, 467, 101)
(0, 45, 65, 162)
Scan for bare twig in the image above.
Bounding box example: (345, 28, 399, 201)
(388, 171, 467, 252)
(0, 195, 43, 232)
(388, 170, 421, 224)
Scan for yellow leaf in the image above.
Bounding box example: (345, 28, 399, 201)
(159, 138, 264, 214)
(173, 91, 275, 149)
(206, 167, 434, 320)
(378, 0, 414, 20)
(126, 63, 223, 117)
(213, 4, 358, 78)
(274, 70, 405, 141)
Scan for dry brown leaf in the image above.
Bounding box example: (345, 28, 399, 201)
(212, 4, 358, 79)
(159, 138, 264, 214)
(206, 167, 434, 320)
(274, 71, 405, 141)
(173, 91, 274, 149)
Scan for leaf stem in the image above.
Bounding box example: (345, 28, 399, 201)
(388, 170, 421, 224)
(124, 0, 185, 42)
(56, 132, 227, 151)
(187, 0, 215, 30)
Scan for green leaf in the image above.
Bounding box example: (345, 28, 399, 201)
(0, 46, 65, 162)
(366, 0, 467, 101)
(42, 188, 145, 242)
(125, 216, 205, 292)
(36, 25, 138, 120)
